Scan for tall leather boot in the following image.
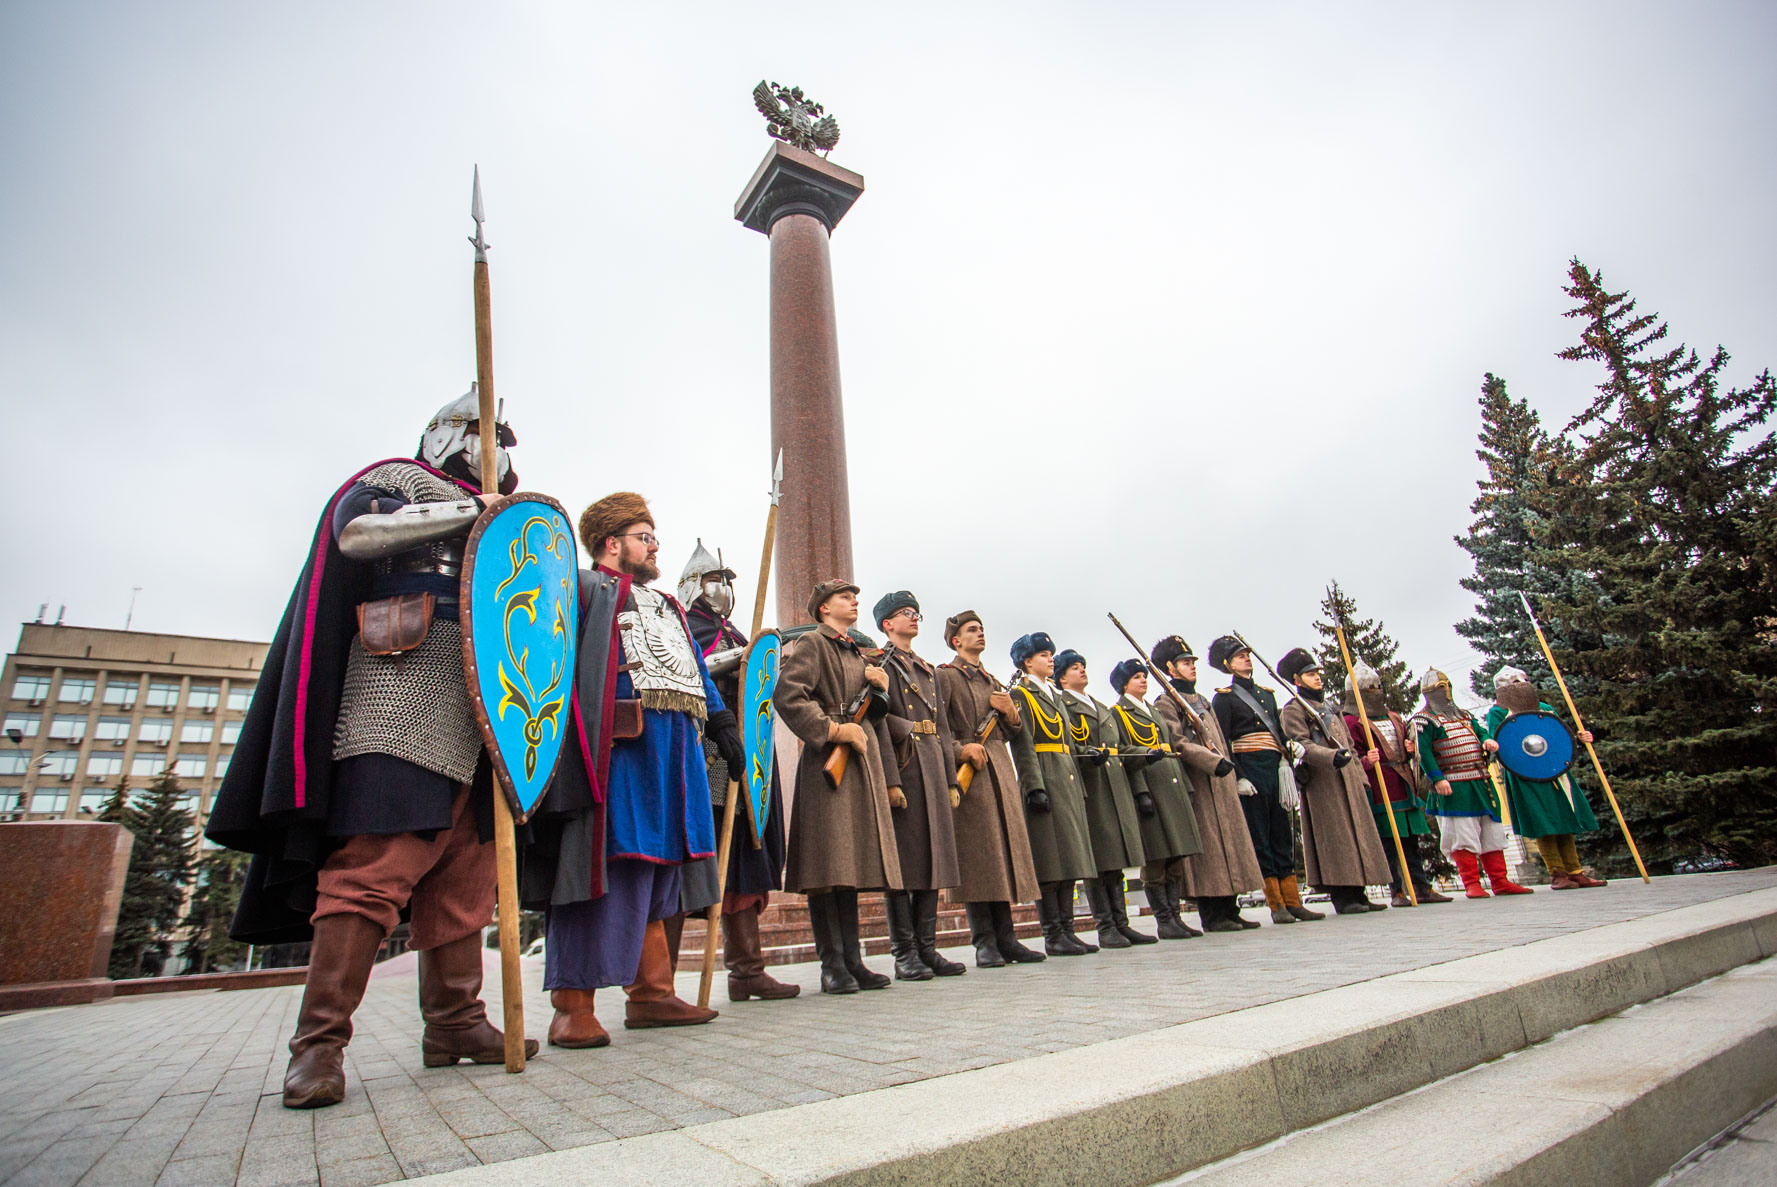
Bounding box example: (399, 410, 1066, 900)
(548, 989, 608, 1048)
(1085, 878, 1132, 949)
(886, 891, 933, 980)
(837, 889, 891, 989)
(625, 919, 719, 1028)
(419, 932, 540, 1066)
(807, 892, 858, 994)
(1482, 849, 1534, 895)
(1263, 876, 1296, 924)
(1453, 850, 1489, 898)
(1146, 883, 1193, 939)
(914, 891, 967, 976)
(1106, 872, 1157, 944)
(1163, 883, 1203, 937)
(992, 900, 1046, 962)
(966, 902, 1005, 968)
(723, 906, 799, 1001)
(1330, 886, 1371, 914)
(283, 912, 385, 1109)
(1057, 881, 1096, 953)
(1279, 874, 1325, 921)
(662, 912, 686, 972)
(1036, 883, 1072, 955)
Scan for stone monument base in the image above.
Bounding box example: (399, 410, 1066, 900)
(0, 820, 133, 1012)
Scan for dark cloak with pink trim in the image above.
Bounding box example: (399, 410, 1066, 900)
(205, 459, 479, 944)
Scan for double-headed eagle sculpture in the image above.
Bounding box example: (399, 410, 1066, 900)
(752, 81, 840, 155)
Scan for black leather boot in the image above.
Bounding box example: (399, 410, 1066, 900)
(1085, 878, 1132, 949)
(1056, 881, 1096, 953)
(992, 900, 1046, 962)
(914, 891, 966, 976)
(1163, 883, 1203, 937)
(807, 892, 858, 994)
(1106, 872, 1157, 944)
(837, 889, 891, 989)
(965, 902, 1005, 967)
(885, 891, 932, 981)
(1146, 883, 1192, 939)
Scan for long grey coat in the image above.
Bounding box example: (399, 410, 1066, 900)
(1007, 679, 1097, 884)
(1281, 696, 1392, 889)
(1156, 688, 1263, 898)
(775, 625, 905, 894)
(881, 646, 962, 892)
(936, 659, 1041, 904)
(1059, 689, 1146, 873)
(1115, 696, 1204, 864)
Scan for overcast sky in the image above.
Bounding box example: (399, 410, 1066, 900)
(4, 1, 1773, 707)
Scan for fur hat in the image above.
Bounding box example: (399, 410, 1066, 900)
(1010, 632, 1056, 670)
(1053, 649, 1087, 681)
(578, 492, 653, 557)
(1150, 635, 1195, 671)
(1110, 658, 1146, 694)
(1207, 634, 1248, 674)
(943, 610, 982, 650)
(872, 590, 919, 631)
(1277, 647, 1320, 684)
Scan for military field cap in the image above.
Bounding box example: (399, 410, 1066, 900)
(943, 610, 982, 648)
(1110, 658, 1146, 693)
(1277, 647, 1320, 684)
(872, 590, 919, 630)
(807, 578, 861, 621)
(1151, 635, 1195, 669)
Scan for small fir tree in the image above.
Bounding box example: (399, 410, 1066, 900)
(1312, 581, 1414, 712)
(107, 767, 195, 978)
(181, 848, 248, 973)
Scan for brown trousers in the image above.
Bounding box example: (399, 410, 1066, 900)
(313, 786, 495, 950)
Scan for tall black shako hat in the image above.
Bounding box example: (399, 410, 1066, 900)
(872, 590, 918, 632)
(1010, 632, 1055, 670)
(1053, 649, 1086, 680)
(1277, 647, 1320, 684)
(1207, 635, 1248, 674)
(1150, 635, 1195, 671)
(1110, 658, 1146, 694)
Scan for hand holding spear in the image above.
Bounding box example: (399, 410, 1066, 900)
(1328, 602, 1417, 907)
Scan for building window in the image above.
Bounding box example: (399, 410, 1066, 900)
(87, 755, 124, 779)
(180, 792, 202, 814)
(181, 722, 214, 745)
(41, 751, 79, 778)
(145, 682, 181, 709)
(79, 791, 110, 814)
(139, 719, 172, 744)
(58, 675, 97, 704)
(174, 755, 207, 779)
(227, 685, 255, 712)
(0, 786, 22, 813)
(4, 710, 41, 737)
(13, 673, 52, 703)
(0, 753, 29, 776)
(30, 790, 69, 814)
(131, 755, 169, 778)
(213, 752, 232, 779)
(188, 684, 221, 712)
(103, 680, 140, 708)
(49, 714, 89, 742)
(220, 719, 243, 745)
(94, 716, 131, 742)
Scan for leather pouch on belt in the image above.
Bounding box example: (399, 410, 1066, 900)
(356, 593, 435, 656)
(612, 698, 644, 740)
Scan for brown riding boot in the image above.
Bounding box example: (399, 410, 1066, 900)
(724, 906, 800, 1001)
(283, 912, 385, 1109)
(1280, 874, 1325, 921)
(547, 988, 609, 1048)
(418, 932, 539, 1066)
(662, 912, 686, 971)
(1263, 876, 1295, 924)
(625, 919, 719, 1028)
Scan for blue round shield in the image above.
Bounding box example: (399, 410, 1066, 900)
(1494, 710, 1575, 783)
(461, 494, 579, 823)
(739, 631, 781, 848)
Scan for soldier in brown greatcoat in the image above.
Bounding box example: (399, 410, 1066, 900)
(774, 579, 905, 994)
(936, 611, 1045, 968)
(873, 590, 966, 981)
(1148, 636, 1264, 932)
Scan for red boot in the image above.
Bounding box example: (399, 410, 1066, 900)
(1482, 850, 1534, 895)
(1452, 850, 1489, 898)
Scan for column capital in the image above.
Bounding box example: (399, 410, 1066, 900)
(734, 142, 865, 235)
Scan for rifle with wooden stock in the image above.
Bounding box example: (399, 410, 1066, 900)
(1106, 611, 1211, 739)
(954, 668, 1020, 795)
(820, 644, 889, 789)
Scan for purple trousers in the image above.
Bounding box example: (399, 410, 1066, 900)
(543, 859, 682, 990)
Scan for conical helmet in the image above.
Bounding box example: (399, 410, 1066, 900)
(676, 538, 737, 610)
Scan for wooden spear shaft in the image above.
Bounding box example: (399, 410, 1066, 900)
(470, 171, 527, 1072)
(1519, 593, 1649, 883)
(1333, 625, 1416, 906)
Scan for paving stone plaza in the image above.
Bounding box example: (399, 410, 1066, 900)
(2, 868, 1774, 1187)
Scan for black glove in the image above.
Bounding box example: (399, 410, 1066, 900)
(1135, 791, 1158, 819)
(1086, 748, 1111, 768)
(1212, 758, 1235, 778)
(708, 708, 746, 775)
(1333, 748, 1353, 769)
(1025, 788, 1051, 814)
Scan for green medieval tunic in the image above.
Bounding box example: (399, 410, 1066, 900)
(1058, 688, 1146, 874)
(1485, 701, 1599, 839)
(1008, 678, 1097, 884)
(1115, 696, 1204, 865)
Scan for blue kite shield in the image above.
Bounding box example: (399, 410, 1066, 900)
(460, 493, 579, 823)
(739, 630, 781, 849)
(1494, 710, 1576, 783)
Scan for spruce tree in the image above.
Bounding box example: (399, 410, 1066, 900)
(107, 767, 195, 978)
(181, 848, 248, 974)
(1539, 260, 1777, 873)
(1312, 581, 1414, 712)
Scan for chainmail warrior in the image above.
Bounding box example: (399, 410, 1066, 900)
(1409, 668, 1530, 899)
(1342, 661, 1451, 906)
(1487, 667, 1605, 890)
(206, 387, 534, 1111)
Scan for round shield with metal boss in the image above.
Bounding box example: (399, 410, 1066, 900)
(1494, 710, 1575, 783)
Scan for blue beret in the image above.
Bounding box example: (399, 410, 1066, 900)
(1010, 631, 1056, 668)
(1110, 658, 1147, 694)
(872, 589, 919, 630)
(1053, 649, 1087, 679)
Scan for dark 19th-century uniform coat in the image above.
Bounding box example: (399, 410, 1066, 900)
(936, 659, 1041, 904)
(1008, 678, 1098, 884)
(1281, 696, 1393, 890)
(1058, 689, 1146, 873)
(881, 645, 963, 892)
(1115, 696, 1204, 865)
(774, 625, 904, 894)
(1156, 684, 1264, 899)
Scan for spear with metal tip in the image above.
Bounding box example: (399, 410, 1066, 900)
(1517, 592, 1649, 883)
(1327, 603, 1416, 907)
(468, 166, 530, 1070)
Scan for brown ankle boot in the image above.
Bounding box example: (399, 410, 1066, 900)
(283, 913, 385, 1109)
(724, 907, 799, 1001)
(625, 919, 719, 1028)
(418, 932, 539, 1066)
(547, 988, 609, 1048)
(1263, 877, 1295, 924)
(1280, 874, 1324, 920)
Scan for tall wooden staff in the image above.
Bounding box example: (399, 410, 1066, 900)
(1518, 592, 1649, 883)
(696, 450, 783, 1009)
(1330, 614, 1417, 906)
(468, 167, 528, 1071)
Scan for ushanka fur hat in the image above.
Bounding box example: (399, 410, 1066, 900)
(1053, 649, 1087, 680)
(1110, 658, 1146, 694)
(579, 491, 653, 557)
(1010, 632, 1056, 670)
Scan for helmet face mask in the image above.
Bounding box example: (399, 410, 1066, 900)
(702, 575, 736, 618)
